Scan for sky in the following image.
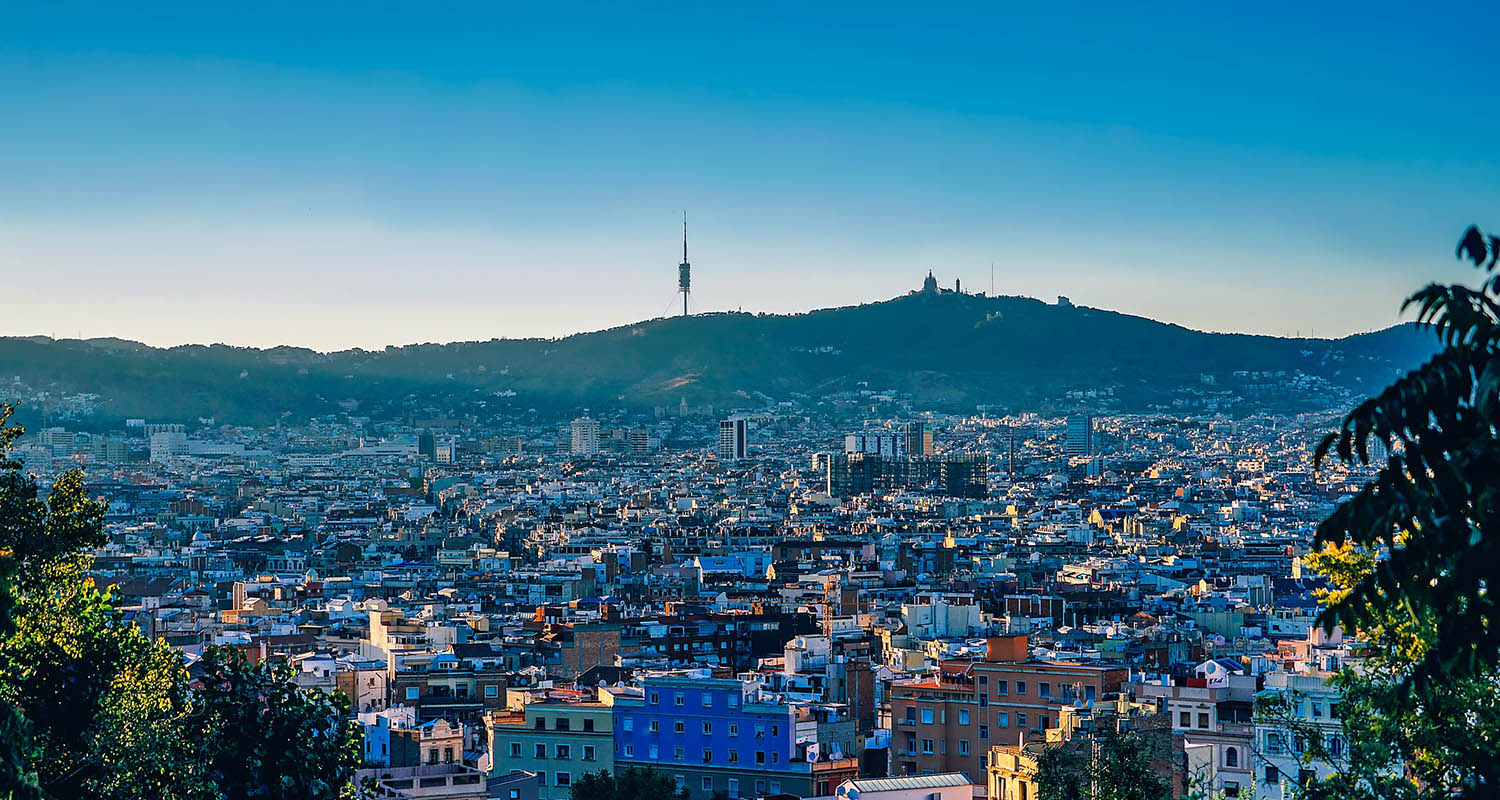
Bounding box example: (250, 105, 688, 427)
(1, 2, 1495, 350)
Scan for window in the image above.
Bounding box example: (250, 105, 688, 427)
(583, 719, 594, 732)
(556, 718, 570, 731)
(535, 744, 546, 759)
(959, 740, 970, 756)
(702, 777, 713, 791)
(556, 773, 570, 787)
(756, 780, 767, 795)
(1179, 712, 1191, 727)
(1017, 713, 1028, 728)
(649, 692, 659, 704)
(979, 724, 989, 740)
(1264, 733, 1283, 753)
(674, 721, 685, 734)
(756, 751, 766, 765)
(1264, 766, 1280, 783)
(443, 747, 453, 763)
(648, 744, 658, 759)
(625, 744, 635, 757)
(728, 694, 739, 708)
(405, 687, 419, 700)
(623, 718, 634, 732)
(1039, 683, 1051, 699)
(727, 778, 740, 798)
(771, 725, 779, 736)
(673, 746, 684, 761)
(1224, 781, 1240, 798)
(556, 745, 570, 760)
(979, 694, 988, 708)
(703, 693, 714, 708)
(674, 693, 685, 706)
(905, 734, 917, 755)
(428, 749, 438, 765)
(997, 712, 1010, 728)
(959, 710, 970, 725)
(485, 685, 499, 697)
(1329, 736, 1344, 757)
(1016, 681, 1027, 695)
(729, 750, 740, 764)
(649, 720, 660, 733)
(755, 725, 766, 739)
(769, 782, 781, 795)
(703, 722, 713, 735)
(583, 745, 596, 761)
(769, 751, 779, 764)
(1312, 702, 1324, 718)
(536, 772, 546, 786)
(1198, 712, 1209, 728)
(921, 738, 934, 754)
(920, 708, 934, 724)
(978, 675, 988, 688)
(510, 742, 521, 757)
(904, 708, 917, 724)
(535, 717, 546, 730)
(729, 723, 739, 736)
(1085, 685, 1096, 702)
(1225, 747, 1238, 767)
(702, 749, 713, 763)
(997, 680, 1009, 696)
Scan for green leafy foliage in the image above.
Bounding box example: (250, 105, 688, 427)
(189, 648, 362, 800)
(568, 767, 690, 800)
(1034, 727, 1171, 800)
(1313, 225, 1500, 691)
(0, 403, 361, 800)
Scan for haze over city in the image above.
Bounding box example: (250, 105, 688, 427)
(2, 2, 1494, 349)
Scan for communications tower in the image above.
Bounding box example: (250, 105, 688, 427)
(678, 213, 691, 316)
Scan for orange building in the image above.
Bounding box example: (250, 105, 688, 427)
(888, 636, 1129, 778)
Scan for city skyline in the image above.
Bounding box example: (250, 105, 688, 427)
(2, 2, 1494, 350)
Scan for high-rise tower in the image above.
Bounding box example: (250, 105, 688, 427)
(678, 213, 691, 316)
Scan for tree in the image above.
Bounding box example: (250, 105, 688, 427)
(1302, 227, 1500, 799)
(569, 767, 690, 800)
(1314, 225, 1500, 689)
(189, 647, 362, 800)
(0, 403, 361, 800)
(1034, 726, 1171, 800)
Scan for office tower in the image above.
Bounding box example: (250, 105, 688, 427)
(570, 416, 600, 455)
(628, 429, 650, 455)
(1065, 414, 1094, 457)
(418, 430, 436, 461)
(719, 417, 747, 460)
(904, 420, 934, 456)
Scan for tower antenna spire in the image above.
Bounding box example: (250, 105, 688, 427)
(678, 211, 692, 317)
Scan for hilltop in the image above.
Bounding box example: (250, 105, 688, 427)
(0, 292, 1436, 424)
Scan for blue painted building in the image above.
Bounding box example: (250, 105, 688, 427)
(607, 673, 857, 799)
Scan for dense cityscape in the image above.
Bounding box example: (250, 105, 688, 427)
(3, 346, 1389, 800)
(3, 5, 1492, 800)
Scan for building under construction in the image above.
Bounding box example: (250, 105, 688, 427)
(825, 452, 987, 499)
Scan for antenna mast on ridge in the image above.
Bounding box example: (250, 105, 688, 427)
(678, 212, 692, 317)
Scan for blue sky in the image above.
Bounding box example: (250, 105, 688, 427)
(1, 2, 1494, 349)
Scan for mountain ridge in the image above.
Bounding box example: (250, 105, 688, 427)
(1, 292, 1436, 425)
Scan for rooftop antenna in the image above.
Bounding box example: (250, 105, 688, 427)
(678, 212, 691, 317)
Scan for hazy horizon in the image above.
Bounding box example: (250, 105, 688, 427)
(1, 287, 1420, 354)
(2, 2, 1493, 350)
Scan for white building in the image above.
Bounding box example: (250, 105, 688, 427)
(570, 416, 599, 455)
(149, 430, 188, 464)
